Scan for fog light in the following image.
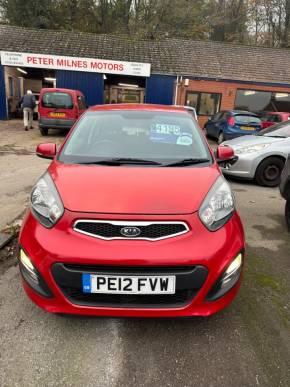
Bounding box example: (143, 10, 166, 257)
(221, 253, 242, 287)
(206, 253, 243, 301)
(20, 249, 39, 283)
(19, 248, 53, 298)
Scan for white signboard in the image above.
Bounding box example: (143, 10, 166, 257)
(0, 51, 151, 77)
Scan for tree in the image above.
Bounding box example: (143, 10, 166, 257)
(0, 0, 58, 29)
(1, 0, 290, 47)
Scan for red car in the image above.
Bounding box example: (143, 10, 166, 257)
(38, 88, 87, 136)
(18, 104, 245, 317)
(260, 112, 290, 129)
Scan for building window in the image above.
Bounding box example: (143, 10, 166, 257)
(8, 77, 14, 97)
(185, 91, 221, 116)
(235, 89, 290, 113)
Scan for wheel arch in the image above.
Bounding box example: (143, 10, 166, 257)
(256, 154, 286, 169)
(254, 154, 286, 179)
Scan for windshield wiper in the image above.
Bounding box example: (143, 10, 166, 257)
(77, 157, 163, 166)
(265, 135, 286, 138)
(164, 158, 210, 167)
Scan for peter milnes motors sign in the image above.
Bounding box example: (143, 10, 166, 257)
(0, 51, 151, 77)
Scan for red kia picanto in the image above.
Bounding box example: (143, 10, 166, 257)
(18, 104, 245, 317)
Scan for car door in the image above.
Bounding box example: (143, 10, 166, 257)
(205, 112, 224, 137)
(211, 112, 227, 139)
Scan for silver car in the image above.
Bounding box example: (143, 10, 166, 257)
(221, 121, 290, 186)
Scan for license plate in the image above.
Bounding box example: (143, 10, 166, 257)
(82, 274, 176, 294)
(240, 126, 255, 131)
(49, 112, 66, 118)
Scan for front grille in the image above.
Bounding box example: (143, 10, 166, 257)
(52, 263, 208, 309)
(73, 220, 189, 240)
(62, 288, 195, 308)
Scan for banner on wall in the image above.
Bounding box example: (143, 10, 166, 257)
(0, 51, 151, 77)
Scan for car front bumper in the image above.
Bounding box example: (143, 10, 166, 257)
(18, 209, 245, 317)
(221, 151, 265, 180)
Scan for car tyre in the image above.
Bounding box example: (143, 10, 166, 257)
(255, 157, 285, 187)
(285, 200, 290, 231)
(217, 132, 225, 144)
(39, 127, 48, 136)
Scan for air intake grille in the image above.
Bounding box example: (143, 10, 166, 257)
(51, 264, 208, 309)
(73, 220, 189, 240)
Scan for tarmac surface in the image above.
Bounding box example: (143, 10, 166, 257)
(0, 120, 289, 387)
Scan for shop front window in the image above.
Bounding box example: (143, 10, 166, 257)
(185, 91, 221, 116)
(235, 89, 290, 113)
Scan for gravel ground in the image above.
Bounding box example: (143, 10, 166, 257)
(0, 120, 289, 387)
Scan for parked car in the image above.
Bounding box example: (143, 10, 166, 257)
(18, 104, 245, 317)
(38, 88, 87, 136)
(258, 111, 290, 129)
(204, 110, 262, 144)
(177, 105, 198, 121)
(279, 154, 290, 230)
(221, 120, 290, 186)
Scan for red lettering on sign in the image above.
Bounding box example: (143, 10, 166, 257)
(28, 56, 37, 64)
(119, 64, 124, 71)
(57, 59, 64, 66)
(90, 62, 98, 69)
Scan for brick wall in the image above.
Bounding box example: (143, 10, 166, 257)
(176, 79, 290, 128)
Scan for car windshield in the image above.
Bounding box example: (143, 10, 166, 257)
(42, 92, 73, 109)
(59, 110, 211, 165)
(234, 115, 261, 124)
(257, 120, 290, 137)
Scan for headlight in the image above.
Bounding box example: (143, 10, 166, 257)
(199, 176, 234, 231)
(30, 172, 64, 228)
(235, 143, 270, 154)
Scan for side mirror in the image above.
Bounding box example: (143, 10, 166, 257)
(36, 143, 57, 159)
(216, 145, 235, 165)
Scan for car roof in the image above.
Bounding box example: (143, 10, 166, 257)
(229, 110, 257, 115)
(264, 111, 290, 115)
(175, 105, 195, 110)
(88, 104, 189, 113)
(40, 88, 82, 94)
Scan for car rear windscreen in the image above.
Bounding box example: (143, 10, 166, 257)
(42, 92, 73, 109)
(234, 115, 261, 124)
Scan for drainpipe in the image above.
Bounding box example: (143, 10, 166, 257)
(174, 76, 179, 105)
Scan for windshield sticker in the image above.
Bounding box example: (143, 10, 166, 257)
(150, 124, 192, 145)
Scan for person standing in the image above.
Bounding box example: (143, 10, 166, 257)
(20, 90, 36, 131)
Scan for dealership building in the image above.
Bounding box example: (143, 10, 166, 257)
(2, 24, 290, 126)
